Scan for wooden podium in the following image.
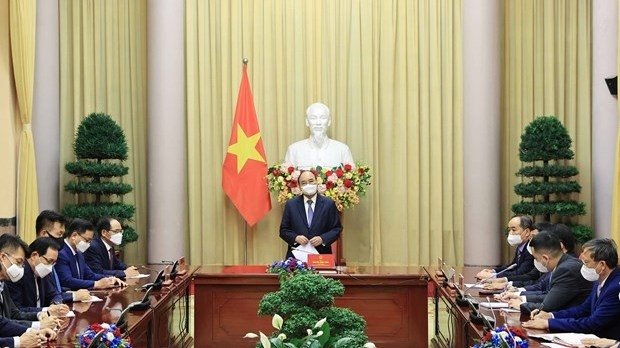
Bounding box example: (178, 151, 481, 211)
(194, 265, 429, 348)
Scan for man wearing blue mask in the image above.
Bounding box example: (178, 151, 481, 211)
(524, 238, 620, 340)
(279, 170, 342, 258)
(83, 217, 139, 279)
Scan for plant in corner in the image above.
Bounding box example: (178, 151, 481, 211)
(254, 273, 371, 348)
(63, 113, 137, 244)
(512, 116, 593, 244)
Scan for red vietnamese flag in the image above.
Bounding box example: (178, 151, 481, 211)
(222, 64, 271, 225)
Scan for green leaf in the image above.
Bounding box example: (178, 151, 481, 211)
(333, 338, 353, 348)
(317, 322, 330, 346)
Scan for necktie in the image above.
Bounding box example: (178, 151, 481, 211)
(52, 267, 62, 292)
(307, 200, 314, 226)
(109, 248, 115, 269)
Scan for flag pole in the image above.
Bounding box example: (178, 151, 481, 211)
(243, 57, 248, 266)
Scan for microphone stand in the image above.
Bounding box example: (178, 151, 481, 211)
(456, 264, 517, 307)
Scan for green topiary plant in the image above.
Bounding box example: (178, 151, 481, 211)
(257, 273, 370, 348)
(63, 113, 137, 244)
(512, 116, 593, 244)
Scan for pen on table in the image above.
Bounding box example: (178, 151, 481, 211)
(531, 303, 544, 319)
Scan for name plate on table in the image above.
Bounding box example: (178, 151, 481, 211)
(308, 254, 335, 269)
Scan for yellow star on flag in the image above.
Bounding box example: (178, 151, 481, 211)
(227, 124, 265, 173)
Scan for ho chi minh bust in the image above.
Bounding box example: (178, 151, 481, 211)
(284, 102, 353, 169)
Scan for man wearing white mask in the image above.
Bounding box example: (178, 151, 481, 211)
(7, 238, 71, 317)
(83, 217, 139, 279)
(524, 238, 620, 340)
(56, 219, 126, 291)
(284, 102, 354, 169)
(279, 170, 342, 258)
(0, 234, 58, 347)
(477, 215, 536, 280)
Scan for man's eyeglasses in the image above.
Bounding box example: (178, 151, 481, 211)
(40, 255, 56, 266)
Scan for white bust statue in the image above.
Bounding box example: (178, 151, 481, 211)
(284, 102, 354, 169)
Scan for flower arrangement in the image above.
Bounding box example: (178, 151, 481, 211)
(267, 162, 371, 211)
(76, 323, 132, 348)
(244, 314, 376, 348)
(473, 326, 529, 348)
(267, 257, 316, 277)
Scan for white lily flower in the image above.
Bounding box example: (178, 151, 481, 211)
(272, 314, 283, 330)
(363, 343, 377, 348)
(259, 332, 271, 348)
(244, 333, 259, 339)
(314, 317, 327, 329)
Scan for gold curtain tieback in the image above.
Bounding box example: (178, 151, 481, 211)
(23, 123, 32, 131)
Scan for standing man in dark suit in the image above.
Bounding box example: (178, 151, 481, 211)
(524, 238, 620, 340)
(84, 217, 139, 279)
(56, 219, 125, 291)
(279, 170, 342, 258)
(502, 231, 591, 313)
(7, 238, 71, 316)
(477, 215, 536, 280)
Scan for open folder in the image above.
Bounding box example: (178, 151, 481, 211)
(529, 333, 599, 347)
(291, 244, 318, 262)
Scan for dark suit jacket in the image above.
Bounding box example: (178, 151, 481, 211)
(0, 285, 38, 327)
(549, 267, 620, 340)
(7, 262, 62, 312)
(495, 241, 535, 278)
(520, 254, 592, 313)
(0, 316, 30, 348)
(83, 237, 127, 278)
(57, 242, 106, 290)
(279, 195, 342, 258)
(522, 272, 551, 293)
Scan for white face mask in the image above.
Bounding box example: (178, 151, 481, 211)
(580, 264, 599, 282)
(76, 240, 91, 253)
(3, 256, 24, 282)
(35, 261, 53, 278)
(507, 234, 522, 246)
(534, 259, 549, 273)
(110, 233, 123, 246)
(526, 244, 534, 255)
(302, 184, 318, 196)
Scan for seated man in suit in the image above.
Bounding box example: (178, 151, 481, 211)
(524, 238, 620, 340)
(279, 170, 342, 258)
(0, 234, 58, 347)
(477, 215, 536, 280)
(501, 230, 591, 313)
(56, 219, 126, 291)
(84, 217, 139, 279)
(35, 210, 91, 303)
(7, 238, 71, 317)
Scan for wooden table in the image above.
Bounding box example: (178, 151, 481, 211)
(45, 264, 198, 347)
(425, 266, 545, 348)
(194, 265, 429, 348)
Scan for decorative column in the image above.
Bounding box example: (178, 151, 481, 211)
(592, 0, 619, 238)
(147, 0, 187, 263)
(32, 0, 60, 211)
(463, 0, 502, 266)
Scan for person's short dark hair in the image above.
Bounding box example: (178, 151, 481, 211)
(533, 221, 553, 233)
(35, 210, 66, 233)
(64, 218, 95, 238)
(530, 231, 562, 257)
(511, 215, 534, 230)
(96, 217, 114, 235)
(582, 238, 618, 268)
(0, 234, 29, 256)
(549, 224, 576, 254)
(28, 237, 59, 258)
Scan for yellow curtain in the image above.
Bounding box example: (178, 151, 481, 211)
(186, 0, 463, 266)
(612, 2, 620, 244)
(9, 0, 38, 242)
(502, 0, 592, 260)
(0, 0, 19, 229)
(59, 0, 148, 265)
